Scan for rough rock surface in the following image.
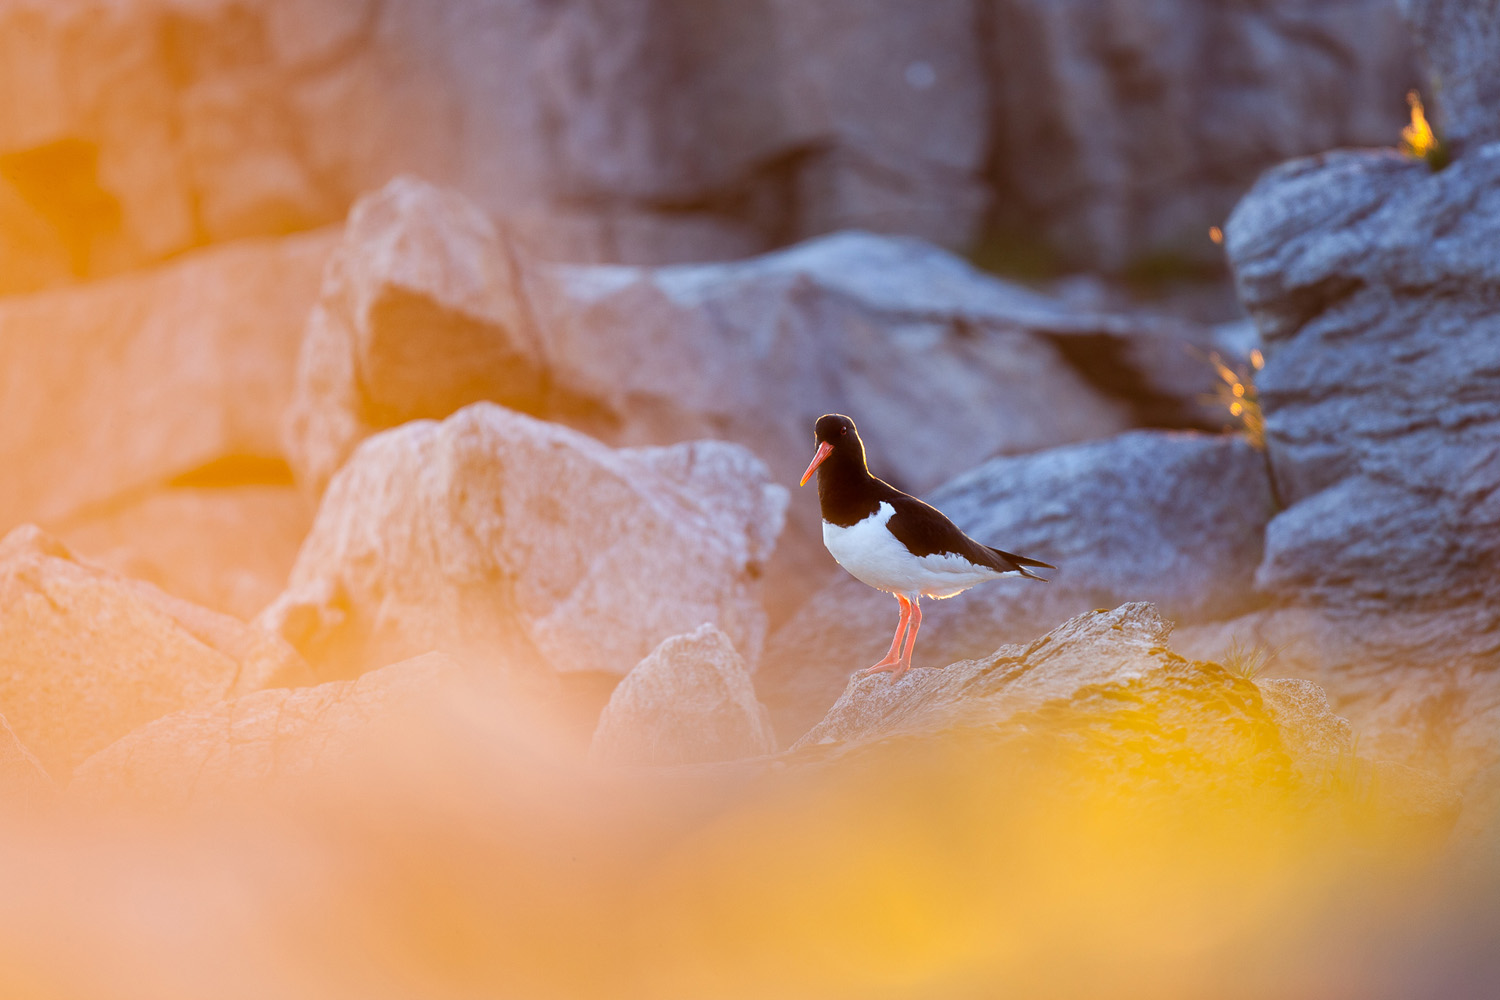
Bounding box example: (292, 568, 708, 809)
(0, 525, 311, 776)
(762, 431, 1276, 742)
(592, 624, 776, 765)
(0, 0, 1413, 281)
(0, 227, 338, 533)
(72, 652, 464, 806)
(793, 603, 1458, 827)
(261, 403, 786, 682)
(1228, 145, 1500, 624)
(54, 485, 314, 622)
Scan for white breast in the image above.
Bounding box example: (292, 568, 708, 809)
(821, 502, 1011, 600)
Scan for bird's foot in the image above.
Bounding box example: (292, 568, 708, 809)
(859, 657, 902, 677)
(860, 657, 915, 680)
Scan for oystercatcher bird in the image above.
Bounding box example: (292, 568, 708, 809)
(799, 413, 1054, 679)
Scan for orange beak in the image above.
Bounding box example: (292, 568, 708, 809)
(799, 441, 833, 486)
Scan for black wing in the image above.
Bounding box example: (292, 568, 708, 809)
(877, 482, 1053, 581)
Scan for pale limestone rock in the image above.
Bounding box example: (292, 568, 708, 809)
(262, 403, 786, 681)
(592, 625, 776, 765)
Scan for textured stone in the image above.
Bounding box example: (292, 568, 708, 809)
(72, 651, 463, 806)
(0, 525, 310, 776)
(762, 430, 1275, 742)
(0, 227, 338, 533)
(592, 625, 776, 765)
(261, 403, 786, 682)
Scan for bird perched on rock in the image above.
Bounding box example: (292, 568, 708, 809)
(799, 413, 1054, 679)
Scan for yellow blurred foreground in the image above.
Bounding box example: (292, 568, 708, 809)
(1, 671, 1490, 1000)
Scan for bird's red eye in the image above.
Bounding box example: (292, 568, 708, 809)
(839, 427, 847, 435)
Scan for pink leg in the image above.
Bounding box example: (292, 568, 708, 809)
(890, 599, 923, 679)
(860, 595, 912, 676)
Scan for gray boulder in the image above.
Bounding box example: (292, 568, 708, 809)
(760, 430, 1276, 742)
(591, 624, 777, 765)
(260, 403, 787, 682)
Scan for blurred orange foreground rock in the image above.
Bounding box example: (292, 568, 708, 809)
(0, 525, 311, 776)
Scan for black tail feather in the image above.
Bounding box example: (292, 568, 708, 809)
(989, 546, 1055, 581)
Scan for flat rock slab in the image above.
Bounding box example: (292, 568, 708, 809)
(0, 526, 311, 776)
(262, 402, 786, 682)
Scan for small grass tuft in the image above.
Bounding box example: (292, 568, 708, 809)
(1197, 348, 1265, 449)
(1220, 635, 1285, 681)
(1400, 90, 1450, 171)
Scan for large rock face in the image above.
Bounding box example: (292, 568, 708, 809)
(0, 0, 1413, 280)
(761, 431, 1276, 742)
(260, 403, 787, 683)
(989, 0, 1415, 270)
(0, 227, 337, 533)
(0, 525, 310, 776)
(72, 652, 464, 806)
(591, 624, 777, 765)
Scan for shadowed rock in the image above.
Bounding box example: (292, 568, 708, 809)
(592, 624, 776, 765)
(0, 525, 311, 776)
(762, 430, 1275, 742)
(262, 403, 787, 682)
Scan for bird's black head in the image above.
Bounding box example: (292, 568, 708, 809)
(800, 413, 866, 486)
(814, 413, 859, 445)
